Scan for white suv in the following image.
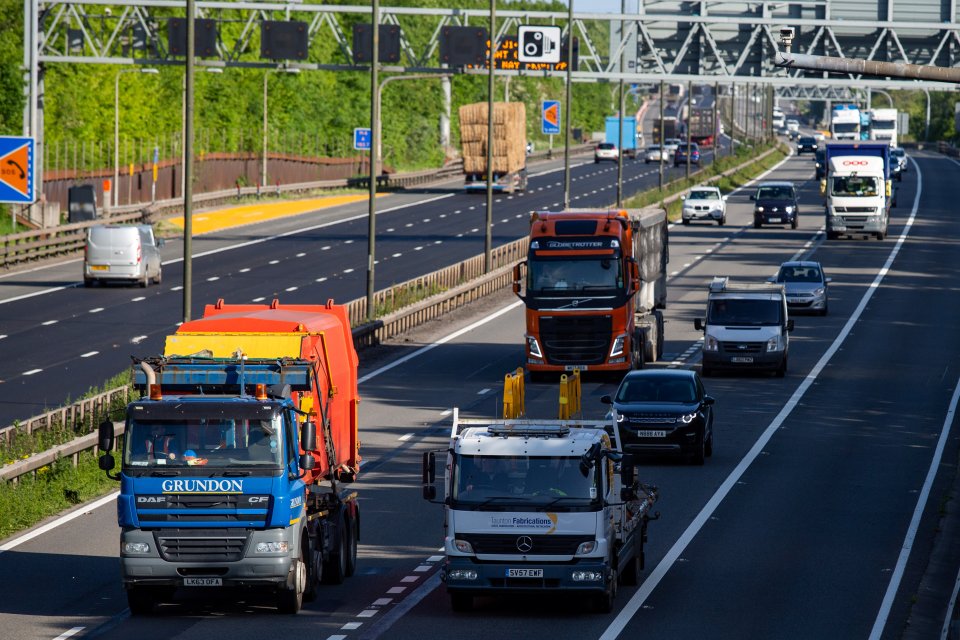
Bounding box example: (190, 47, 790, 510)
(681, 187, 727, 226)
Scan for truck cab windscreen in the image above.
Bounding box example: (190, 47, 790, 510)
(832, 123, 859, 134)
(831, 176, 879, 197)
(124, 413, 285, 469)
(528, 256, 622, 293)
(708, 299, 782, 326)
(452, 455, 600, 510)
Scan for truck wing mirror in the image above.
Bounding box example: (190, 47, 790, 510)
(98, 420, 115, 452)
(300, 420, 317, 453)
(694, 318, 704, 331)
(749, 194, 756, 201)
(620, 454, 636, 488)
(422, 451, 436, 485)
(98, 452, 116, 472)
(299, 453, 316, 472)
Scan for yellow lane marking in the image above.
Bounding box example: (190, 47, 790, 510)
(168, 193, 384, 235)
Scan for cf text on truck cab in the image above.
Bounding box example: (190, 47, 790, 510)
(694, 277, 793, 377)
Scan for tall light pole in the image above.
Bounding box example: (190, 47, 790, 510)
(262, 67, 300, 188)
(485, 0, 496, 272)
(114, 67, 157, 208)
(367, 0, 380, 321)
(562, 1, 574, 208)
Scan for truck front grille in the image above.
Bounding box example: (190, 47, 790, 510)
(135, 494, 270, 526)
(459, 534, 594, 555)
(155, 528, 250, 562)
(539, 315, 612, 365)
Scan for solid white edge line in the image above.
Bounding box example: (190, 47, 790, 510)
(0, 492, 119, 553)
(600, 150, 923, 640)
(53, 627, 85, 640)
(941, 566, 960, 640)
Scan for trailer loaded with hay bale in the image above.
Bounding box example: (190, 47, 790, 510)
(459, 102, 528, 193)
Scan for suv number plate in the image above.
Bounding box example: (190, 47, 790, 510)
(731, 356, 754, 363)
(184, 577, 222, 587)
(507, 569, 543, 578)
(635, 430, 666, 437)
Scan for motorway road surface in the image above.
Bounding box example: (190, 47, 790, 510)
(2, 148, 958, 640)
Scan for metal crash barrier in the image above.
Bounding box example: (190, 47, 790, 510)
(502, 368, 526, 419)
(558, 369, 582, 419)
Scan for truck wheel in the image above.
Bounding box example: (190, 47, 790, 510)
(619, 553, 641, 587)
(126, 587, 156, 615)
(826, 231, 839, 240)
(344, 511, 358, 578)
(701, 363, 713, 378)
(655, 311, 665, 359)
(278, 549, 306, 614)
(450, 592, 473, 612)
(304, 537, 322, 602)
(322, 512, 349, 585)
(593, 568, 617, 613)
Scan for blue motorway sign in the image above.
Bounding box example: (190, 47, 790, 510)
(0, 136, 35, 204)
(353, 127, 372, 151)
(542, 101, 561, 135)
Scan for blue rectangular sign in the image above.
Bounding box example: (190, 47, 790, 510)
(542, 100, 561, 135)
(353, 127, 372, 151)
(0, 136, 35, 204)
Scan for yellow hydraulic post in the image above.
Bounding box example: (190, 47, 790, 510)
(502, 368, 526, 418)
(558, 369, 582, 419)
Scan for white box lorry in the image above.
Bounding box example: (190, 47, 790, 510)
(422, 410, 658, 613)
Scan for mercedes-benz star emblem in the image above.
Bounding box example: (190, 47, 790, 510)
(516, 536, 534, 553)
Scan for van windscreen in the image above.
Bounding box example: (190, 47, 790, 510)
(708, 298, 782, 326)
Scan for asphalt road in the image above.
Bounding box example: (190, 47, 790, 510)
(3, 147, 956, 640)
(0, 147, 718, 427)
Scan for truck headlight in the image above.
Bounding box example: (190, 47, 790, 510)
(609, 334, 627, 358)
(255, 541, 289, 554)
(704, 334, 718, 352)
(454, 539, 474, 554)
(123, 542, 151, 554)
(526, 336, 543, 358)
(766, 336, 782, 352)
(576, 540, 598, 555)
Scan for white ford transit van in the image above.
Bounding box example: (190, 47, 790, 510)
(83, 224, 163, 287)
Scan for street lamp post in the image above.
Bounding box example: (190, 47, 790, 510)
(262, 68, 300, 188)
(114, 67, 158, 208)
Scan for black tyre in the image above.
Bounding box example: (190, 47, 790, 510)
(619, 553, 641, 587)
(875, 229, 885, 241)
(753, 220, 761, 229)
(819, 302, 829, 317)
(83, 278, 93, 288)
(126, 587, 156, 615)
(791, 216, 798, 230)
(682, 218, 690, 225)
(450, 592, 473, 612)
(593, 569, 617, 613)
(322, 513, 349, 585)
(139, 273, 149, 288)
(826, 231, 840, 240)
(690, 430, 706, 465)
(304, 537, 322, 602)
(154, 267, 162, 285)
(775, 357, 787, 378)
(278, 550, 306, 614)
(344, 510, 358, 578)
(705, 426, 714, 457)
(717, 217, 726, 226)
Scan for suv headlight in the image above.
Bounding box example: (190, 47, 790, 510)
(756, 206, 765, 213)
(785, 206, 794, 213)
(766, 335, 782, 352)
(679, 412, 697, 424)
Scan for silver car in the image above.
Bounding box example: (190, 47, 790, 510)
(644, 144, 663, 163)
(769, 260, 831, 316)
(84, 224, 163, 288)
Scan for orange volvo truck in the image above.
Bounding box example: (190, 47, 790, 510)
(513, 208, 668, 380)
(98, 298, 360, 614)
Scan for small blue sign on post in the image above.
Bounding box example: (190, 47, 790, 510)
(0, 136, 35, 204)
(542, 101, 561, 135)
(353, 127, 372, 151)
